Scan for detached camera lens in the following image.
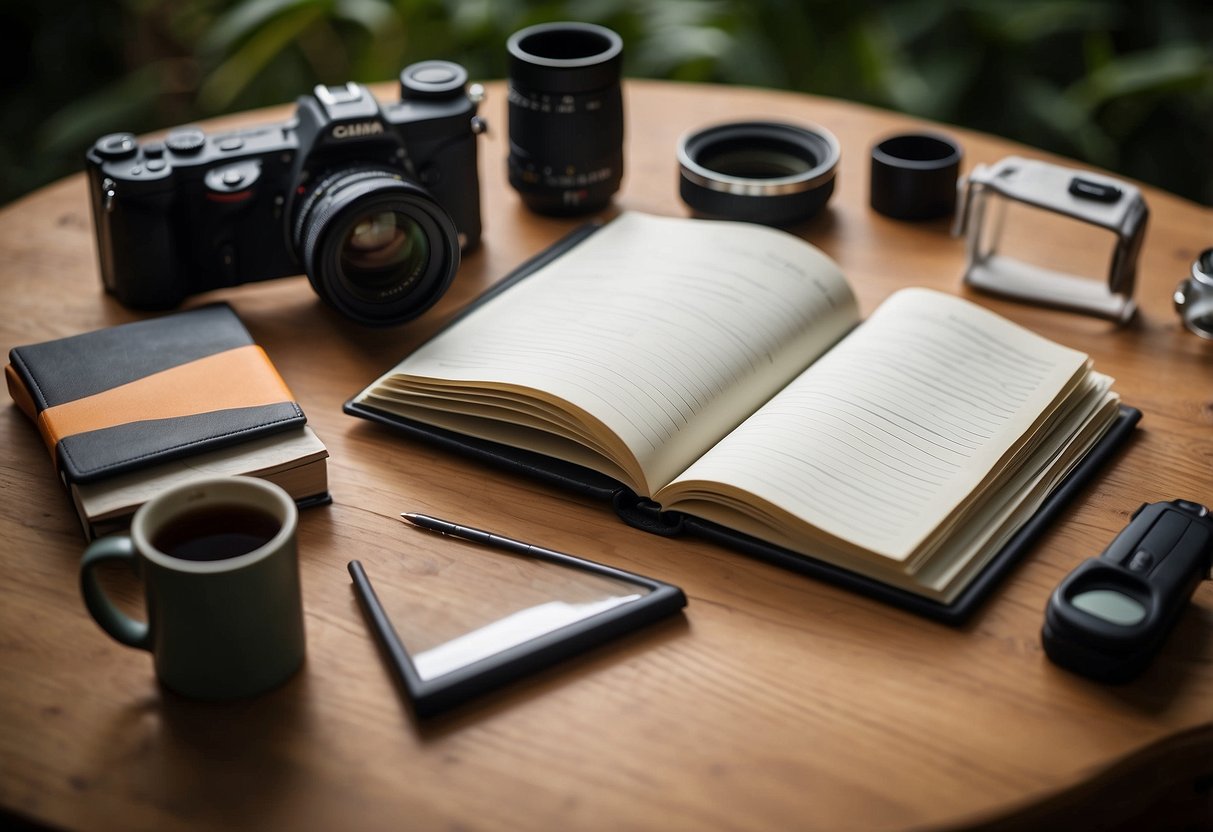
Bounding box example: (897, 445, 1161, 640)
(507, 21, 624, 216)
(294, 169, 459, 326)
(677, 121, 840, 227)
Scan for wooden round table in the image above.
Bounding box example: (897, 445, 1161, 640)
(1, 79, 1210, 831)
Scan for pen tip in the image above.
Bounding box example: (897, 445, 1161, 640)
(400, 513, 448, 534)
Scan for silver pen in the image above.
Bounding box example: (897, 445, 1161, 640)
(401, 512, 582, 562)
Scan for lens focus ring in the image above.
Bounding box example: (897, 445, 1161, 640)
(508, 87, 623, 173)
(293, 168, 460, 326)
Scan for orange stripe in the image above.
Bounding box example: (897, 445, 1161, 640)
(36, 345, 295, 458)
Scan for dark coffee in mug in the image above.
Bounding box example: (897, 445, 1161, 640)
(152, 504, 281, 562)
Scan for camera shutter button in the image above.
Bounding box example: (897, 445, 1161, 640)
(166, 127, 206, 154)
(1128, 550, 1155, 573)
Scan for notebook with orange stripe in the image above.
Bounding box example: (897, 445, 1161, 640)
(7, 304, 330, 536)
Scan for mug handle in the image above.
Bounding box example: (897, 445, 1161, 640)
(80, 536, 151, 650)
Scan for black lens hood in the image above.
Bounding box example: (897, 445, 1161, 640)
(869, 132, 962, 220)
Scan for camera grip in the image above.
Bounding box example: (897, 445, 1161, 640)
(80, 536, 151, 650)
(104, 197, 186, 309)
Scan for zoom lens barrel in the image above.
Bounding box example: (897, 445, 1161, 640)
(507, 22, 624, 216)
(294, 168, 460, 326)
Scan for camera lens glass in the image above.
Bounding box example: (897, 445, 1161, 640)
(677, 121, 840, 227)
(294, 169, 460, 326)
(338, 210, 431, 302)
(507, 22, 624, 216)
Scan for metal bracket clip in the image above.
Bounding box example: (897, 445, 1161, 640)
(954, 156, 1148, 322)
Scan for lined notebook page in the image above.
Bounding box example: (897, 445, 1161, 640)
(656, 288, 1092, 562)
(369, 213, 858, 493)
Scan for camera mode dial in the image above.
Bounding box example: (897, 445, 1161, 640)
(94, 133, 138, 161)
(400, 61, 468, 101)
(165, 127, 207, 155)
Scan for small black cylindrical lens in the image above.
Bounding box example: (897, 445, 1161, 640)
(294, 169, 460, 326)
(869, 132, 963, 221)
(506, 22, 624, 216)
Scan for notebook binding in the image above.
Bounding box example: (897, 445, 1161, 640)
(612, 489, 684, 537)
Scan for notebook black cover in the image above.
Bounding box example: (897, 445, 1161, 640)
(344, 224, 1141, 625)
(7, 304, 308, 484)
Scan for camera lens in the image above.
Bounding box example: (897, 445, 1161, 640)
(677, 121, 840, 227)
(506, 22, 624, 215)
(294, 168, 459, 326)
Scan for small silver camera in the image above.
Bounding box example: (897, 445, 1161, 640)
(955, 156, 1148, 322)
(1174, 248, 1213, 339)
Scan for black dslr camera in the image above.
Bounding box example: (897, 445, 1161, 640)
(86, 61, 486, 326)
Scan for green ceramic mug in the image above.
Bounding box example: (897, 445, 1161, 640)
(80, 476, 306, 700)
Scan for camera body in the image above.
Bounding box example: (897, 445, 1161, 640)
(86, 61, 485, 323)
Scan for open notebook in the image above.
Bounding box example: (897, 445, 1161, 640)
(346, 213, 1137, 622)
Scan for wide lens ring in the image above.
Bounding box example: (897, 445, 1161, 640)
(677, 121, 840, 227)
(294, 168, 460, 326)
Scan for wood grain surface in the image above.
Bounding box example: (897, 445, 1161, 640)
(0, 79, 1210, 832)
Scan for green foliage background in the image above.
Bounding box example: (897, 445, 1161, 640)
(4, 0, 1212, 206)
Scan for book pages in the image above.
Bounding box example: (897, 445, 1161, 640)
(657, 288, 1100, 563)
(362, 212, 858, 494)
(72, 426, 329, 526)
